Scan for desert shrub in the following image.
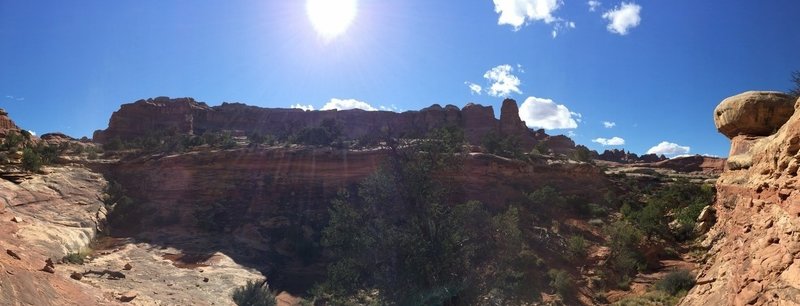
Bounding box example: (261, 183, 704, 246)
(2, 131, 24, 151)
(613, 291, 681, 306)
(21, 147, 42, 172)
(232, 280, 277, 306)
(103, 137, 125, 151)
(570, 144, 592, 162)
(527, 186, 567, 208)
(567, 235, 588, 261)
(194, 202, 230, 233)
(34, 143, 59, 164)
(605, 221, 645, 288)
(290, 119, 342, 146)
(532, 141, 549, 155)
(655, 270, 695, 296)
(62, 251, 88, 265)
(548, 269, 574, 298)
(482, 131, 523, 159)
(587, 203, 609, 217)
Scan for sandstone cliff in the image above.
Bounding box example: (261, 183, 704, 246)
(682, 91, 800, 305)
(92, 97, 557, 151)
(0, 108, 20, 137)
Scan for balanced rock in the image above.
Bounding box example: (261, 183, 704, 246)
(714, 91, 795, 139)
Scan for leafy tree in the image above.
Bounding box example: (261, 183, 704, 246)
(2, 131, 24, 151)
(21, 147, 42, 172)
(482, 131, 523, 159)
(527, 186, 567, 209)
(605, 220, 645, 288)
(319, 126, 534, 304)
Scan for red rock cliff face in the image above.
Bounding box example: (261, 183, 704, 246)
(0, 108, 20, 137)
(681, 92, 800, 306)
(92, 97, 547, 150)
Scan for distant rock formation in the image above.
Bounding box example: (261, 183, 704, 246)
(681, 91, 800, 305)
(595, 149, 667, 164)
(0, 108, 20, 137)
(93, 97, 565, 152)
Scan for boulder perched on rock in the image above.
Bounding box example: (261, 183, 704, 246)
(0, 108, 20, 137)
(713, 91, 795, 139)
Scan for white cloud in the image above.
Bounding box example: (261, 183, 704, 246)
(4, 95, 23, 102)
(484, 64, 522, 97)
(602, 2, 641, 35)
(518, 96, 579, 130)
(592, 136, 625, 146)
(290, 104, 315, 111)
(565, 130, 577, 137)
(465, 82, 482, 95)
(379, 105, 399, 112)
(588, 0, 601, 11)
(321, 98, 377, 111)
(646, 141, 690, 156)
(603, 121, 616, 128)
(492, 0, 563, 30)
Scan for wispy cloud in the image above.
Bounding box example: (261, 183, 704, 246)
(603, 121, 616, 128)
(321, 98, 377, 111)
(4, 95, 24, 101)
(518, 96, 579, 130)
(587, 0, 601, 12)
(464, 82, 482, 95)
(483, 64, 522, 97)
(379, 104, 400, 112)
(602, 2, 642, 35)
(592, 136, 625, 146)
(646, 141, 690, 156)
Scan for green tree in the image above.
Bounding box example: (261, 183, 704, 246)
(21, 147, 42, 172)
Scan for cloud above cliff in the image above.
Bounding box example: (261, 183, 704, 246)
(484, 64, 522, 97)
(602, 2, 641, 35)
(493, 0, 561, 30)
(290, 104, 315, 111)
(592, 136, 625, 146)
(647, 141, 690, 156)
(518, 96, 579, 130)
(465, 81, 482, 95)
(321, 98, 377, 111)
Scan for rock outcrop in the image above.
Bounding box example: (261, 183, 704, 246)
(92, 97, 554, 151)
(596, 149, 668, 164)
(0, 108, 20, 137)
(681, 92, 800, 305)
(714, 91, 795, 139)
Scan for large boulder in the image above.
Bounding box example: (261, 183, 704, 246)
(713, 91, 795, 139)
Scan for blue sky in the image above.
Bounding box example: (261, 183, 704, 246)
(1, 1, 799, 157)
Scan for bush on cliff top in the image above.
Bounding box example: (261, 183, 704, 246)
(232, 280, 277, 306)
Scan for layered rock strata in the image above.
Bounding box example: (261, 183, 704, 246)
(92, 97, 554, 151)
(682, 92, 800, 305)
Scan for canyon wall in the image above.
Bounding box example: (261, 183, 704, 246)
(92, 97, 554, 151)
(682, 91, 800, 305)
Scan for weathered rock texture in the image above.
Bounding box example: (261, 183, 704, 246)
(0, 108, 20, 137)
(681, 93, 800, 306)
(0, 166, 112, 305)
(714, 91, 795, 139)
(92, 97, 558, 151)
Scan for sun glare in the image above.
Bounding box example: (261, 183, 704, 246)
(306, 0, 357, 40)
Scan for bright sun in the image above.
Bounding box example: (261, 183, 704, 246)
(306, 0, 357, 40)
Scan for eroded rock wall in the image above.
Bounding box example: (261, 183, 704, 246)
(682, 93, 800, 306)
(92, 97, 548, 151)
